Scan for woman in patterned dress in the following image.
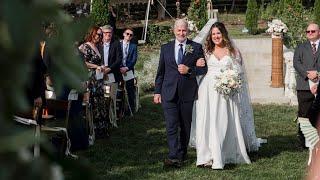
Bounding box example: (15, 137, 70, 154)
(79, 26, 109, 138)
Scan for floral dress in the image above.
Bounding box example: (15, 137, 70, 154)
(80, 43, 109, 138)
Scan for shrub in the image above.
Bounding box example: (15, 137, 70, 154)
(314, 0, 320, 25)
(261, 0, 314, 48)
(90, 0, 109, 26)
(147, 25, 173, 46)
(136, 52, 160, 94)
(245, 0, 259, 34)
(187, 0, 207, 31)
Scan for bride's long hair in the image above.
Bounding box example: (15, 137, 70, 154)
(205, 22, 235, 56)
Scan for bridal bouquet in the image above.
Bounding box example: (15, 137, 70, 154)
(214, 68, 242, 98)
(266, 19, 288, 35)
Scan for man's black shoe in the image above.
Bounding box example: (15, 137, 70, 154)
(163, 158, 182, 168)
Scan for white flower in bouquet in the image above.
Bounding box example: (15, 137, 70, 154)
(214, 68, 242, 98)
(266, 19, 288, 34)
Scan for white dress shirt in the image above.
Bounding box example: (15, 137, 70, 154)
(103, 42, 110, 66)
(174, 39, 187, 64)
(122, 41, 129, 66)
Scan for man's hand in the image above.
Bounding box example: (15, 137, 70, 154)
(34, 97, 42, 107)
(103, 66, 111, 74)
(307, 70, 318, 80)
(311, 84, 318, 95)
(196, 58, 205, 67)
(178, 64, 189, 74)
(153, 94, 161, 104)
(120, 67, 128, 74)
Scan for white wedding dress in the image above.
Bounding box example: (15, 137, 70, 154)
(192, 54, 252, 169)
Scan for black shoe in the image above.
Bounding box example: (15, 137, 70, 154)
(163, 158, 182, 168)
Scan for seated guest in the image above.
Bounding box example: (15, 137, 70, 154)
(120, 28, 138, 114)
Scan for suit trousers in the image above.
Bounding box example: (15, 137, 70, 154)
(297, 90, 315, 146)
(162, 92, 194, 160)
(125, 78, 136, 113)
(297, 90, 315, 117)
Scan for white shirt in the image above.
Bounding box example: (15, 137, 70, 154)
(103, 42, 110, 66)
(122, 41, 130, 66)
(174, 39, 186, 64)
(310, 39, 320, 52)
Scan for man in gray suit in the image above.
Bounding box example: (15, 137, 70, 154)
(293, 23, 320, 147)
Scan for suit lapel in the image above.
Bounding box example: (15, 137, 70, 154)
(168, 41, 176, 66)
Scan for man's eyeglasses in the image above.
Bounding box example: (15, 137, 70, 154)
(126, 32, 133, 37)
(306, 30, 317, 34)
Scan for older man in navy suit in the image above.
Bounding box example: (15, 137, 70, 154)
(120, 28, 138, 114)
(154, 19, 207, 167)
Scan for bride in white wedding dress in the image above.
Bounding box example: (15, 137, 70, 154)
(191, 22, 258, 169)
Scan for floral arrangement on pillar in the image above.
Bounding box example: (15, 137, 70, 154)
(266, 19, 288, 38)
(266, 19, 288, 87)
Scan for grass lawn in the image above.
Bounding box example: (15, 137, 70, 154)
(79, 96, 308, 180)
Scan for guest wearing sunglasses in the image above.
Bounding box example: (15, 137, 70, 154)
(120, 28, 138, 114)
(294, 23, 320, 148)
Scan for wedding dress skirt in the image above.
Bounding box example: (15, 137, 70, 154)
(193, 55, 251, 169)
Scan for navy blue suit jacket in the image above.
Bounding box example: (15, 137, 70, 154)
(120, 41, 138, 71)
(154, 39, 207, 102)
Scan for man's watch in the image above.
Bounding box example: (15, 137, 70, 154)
(187, 68, 192, 74)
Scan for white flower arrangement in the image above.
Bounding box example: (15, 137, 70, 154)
(266, 19, 288, 35)
(214, 68, 242, 99)
(187, 20, 199, 32)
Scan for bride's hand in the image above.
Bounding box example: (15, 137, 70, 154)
(196, 58, 205, 67)
(153, 94, 161, 104)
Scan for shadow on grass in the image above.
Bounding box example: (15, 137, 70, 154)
(79, 97, 305, 179)
(249, 134, 306, 162)
(79, 96, 172, 179)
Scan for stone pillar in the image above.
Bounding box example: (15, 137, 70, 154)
(271, 33, 284, 87)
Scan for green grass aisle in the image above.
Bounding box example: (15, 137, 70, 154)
(79, 96, 308, 180)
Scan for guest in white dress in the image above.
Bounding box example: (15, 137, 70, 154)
(192, 22, 254, 169)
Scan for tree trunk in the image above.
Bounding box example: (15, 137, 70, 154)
(157, 0, 166, 20)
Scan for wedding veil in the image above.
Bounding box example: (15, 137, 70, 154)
(189, 19, 264, 151)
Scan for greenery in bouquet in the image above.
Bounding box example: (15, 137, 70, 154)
(214, 68, 242, 99)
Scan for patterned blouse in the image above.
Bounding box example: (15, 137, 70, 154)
(80, 43, 102, 67)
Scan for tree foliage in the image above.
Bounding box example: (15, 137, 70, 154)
(187, 0, 207, 31)
(314, 0, 320, 25)
(261, 0, 314, 48)
(245, 0, 259, 34)
(90, 0, 109, 26)
(0, 0, 93, 179)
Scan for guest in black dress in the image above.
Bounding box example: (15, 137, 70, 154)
(79, 26, 109, 138)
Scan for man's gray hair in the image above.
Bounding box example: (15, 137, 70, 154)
(100, 25, 113, 31)
(174, 18, 189, 29)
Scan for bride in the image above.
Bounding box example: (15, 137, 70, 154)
(191, 22, 261, 169)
